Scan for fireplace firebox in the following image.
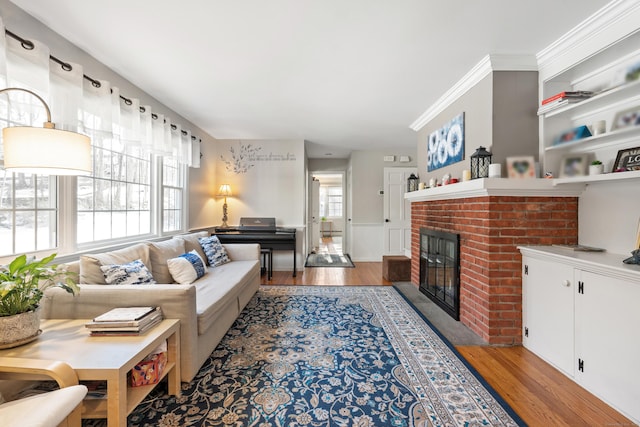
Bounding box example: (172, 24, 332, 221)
(419, 228, 460, 320)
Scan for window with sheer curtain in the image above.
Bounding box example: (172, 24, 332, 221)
(0, 22, 199, 258)
(319, 186, 343, 218)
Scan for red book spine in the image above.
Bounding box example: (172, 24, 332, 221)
(542, 92, 567, 105)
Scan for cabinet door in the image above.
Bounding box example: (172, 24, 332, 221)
(522, 256, 574, 376)
(575, 270, 640, 423)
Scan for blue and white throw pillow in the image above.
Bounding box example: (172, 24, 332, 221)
(167, 250, 207, 284)
(100, 259, 157, 285)
(198, 235, 230, 267)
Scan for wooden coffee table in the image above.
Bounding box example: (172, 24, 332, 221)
(0, 318, 180, 427)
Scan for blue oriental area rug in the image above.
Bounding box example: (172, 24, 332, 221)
(102, 286, 524, 426)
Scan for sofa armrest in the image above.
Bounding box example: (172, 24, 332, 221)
(224, 243, 260, 261)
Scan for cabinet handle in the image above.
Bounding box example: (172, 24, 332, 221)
(562, 280, 571, 287)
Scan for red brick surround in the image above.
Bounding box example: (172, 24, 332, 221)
(411, 196, 578, 345)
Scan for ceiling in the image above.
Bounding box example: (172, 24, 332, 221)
(11, 0, 609, 158)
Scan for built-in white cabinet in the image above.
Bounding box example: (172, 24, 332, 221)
(520, 246, 640, 424)
(521, 257, 574, 375)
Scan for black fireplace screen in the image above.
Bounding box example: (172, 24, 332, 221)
(419, 228, 460, 320)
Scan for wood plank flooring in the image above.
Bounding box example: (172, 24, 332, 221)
(259, 240, 634, 426)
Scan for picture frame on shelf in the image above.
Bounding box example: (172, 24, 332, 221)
(612, 146, 640, 172)
(506, 156, 536, 179)
(559, 153, 589, 178)
(612, 106, 640, 130)
(553, 125, 592, 146)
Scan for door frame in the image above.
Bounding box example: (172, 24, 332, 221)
(307, 170, 347, 254)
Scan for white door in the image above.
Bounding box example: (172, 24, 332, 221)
(383, 167, 416, 256)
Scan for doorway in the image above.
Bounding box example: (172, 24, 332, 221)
(308, 172, 346, 256)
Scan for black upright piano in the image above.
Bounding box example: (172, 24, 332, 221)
(214, 217, 297, 277)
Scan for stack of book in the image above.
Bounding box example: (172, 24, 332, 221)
(538, 90, 594, 114)
(86, 306, 163, 336)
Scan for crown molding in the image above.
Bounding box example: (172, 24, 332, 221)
(537, 0, 640, 78)
(409, 54, 537, 132)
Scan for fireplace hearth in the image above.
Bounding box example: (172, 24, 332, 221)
(419, 228, 460, 320)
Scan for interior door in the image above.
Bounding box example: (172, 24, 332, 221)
(383, 167, 416, 256)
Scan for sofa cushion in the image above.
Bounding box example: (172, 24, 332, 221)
(148, 239, 186, 283)
(100, 259, 156, 285)
(194, 260, 260, 334)
(80, 243, 150, 284)
(167, 250, 207, 284)
(173, 231, 209, 265)
(199, 235, 230, 267)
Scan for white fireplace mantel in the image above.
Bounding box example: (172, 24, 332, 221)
(405, 178, 585, 202)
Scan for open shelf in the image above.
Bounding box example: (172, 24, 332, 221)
(553, 169, 640, 185)
(545, 125, 640, 152)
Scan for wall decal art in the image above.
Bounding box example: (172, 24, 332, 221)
(220, 143, 262, 174)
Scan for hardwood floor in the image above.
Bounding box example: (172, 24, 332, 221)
(259, 238, 634, 426)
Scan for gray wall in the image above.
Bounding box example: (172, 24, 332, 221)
(416, 71, 538, 183)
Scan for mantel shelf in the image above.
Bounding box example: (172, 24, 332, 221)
(405, 178, 585, 202)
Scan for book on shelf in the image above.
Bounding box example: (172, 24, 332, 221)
(552, 244, 605, 252)
(541, 90, 594, 105)
(86, 307, 163, 330)
(537, 98, 584, 115)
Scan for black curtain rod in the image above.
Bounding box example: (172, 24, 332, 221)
(4, 28, 201, 141)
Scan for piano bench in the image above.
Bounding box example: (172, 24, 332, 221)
(261, 248, 273, 280)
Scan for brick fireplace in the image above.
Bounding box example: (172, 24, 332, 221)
(408, 181, 580, 345)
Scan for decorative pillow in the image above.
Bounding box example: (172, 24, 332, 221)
(173, 231, 209, 266)
(198, 235, 230, 267)
(80, 243, 151, 284)
(167, 250, 207, 284)
(100, 259, 157, 285)
(148, 238, 186, 283)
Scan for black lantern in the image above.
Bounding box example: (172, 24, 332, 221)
(470, 146, 492, 179)
(407, 173, 419, 192)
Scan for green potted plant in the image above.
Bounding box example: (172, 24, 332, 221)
(589, 160, 604, 175)
(0, 253, 78, 348)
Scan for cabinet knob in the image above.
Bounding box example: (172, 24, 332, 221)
(562, 279, 571, 287)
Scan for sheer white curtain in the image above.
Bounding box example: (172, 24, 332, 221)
(0, 21, 200, 256)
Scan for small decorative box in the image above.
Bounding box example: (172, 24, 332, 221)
(130, 351, 167, 387)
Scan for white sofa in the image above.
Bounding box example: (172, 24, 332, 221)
(41, 231, 261, 382)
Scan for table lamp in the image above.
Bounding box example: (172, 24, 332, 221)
(217, 184, 232, 227)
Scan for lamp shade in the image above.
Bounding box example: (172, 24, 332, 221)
(3, 126, 92, 175)
(217, 184, 232, 197)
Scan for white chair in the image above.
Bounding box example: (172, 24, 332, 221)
(0, 357, 87, 427)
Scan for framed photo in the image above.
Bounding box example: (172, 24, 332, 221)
(612, 106, 640, 130)
(553, 125, 592, 146)
(612, 146, 640, 172)
(506, 156, 535, 179)
(559, 153, 589, 178)
(427, 112, 464, 172)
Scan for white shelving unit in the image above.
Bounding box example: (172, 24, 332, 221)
(539, 25, 640, 178)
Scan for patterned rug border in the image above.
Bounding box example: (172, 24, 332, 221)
(392, 285, 526, 426)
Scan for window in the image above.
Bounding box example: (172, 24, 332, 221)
(319, 186, 342, 218)
(77, 142, 152, 244)
(0, 172, 57, 256)
(161, 158, 185, 233)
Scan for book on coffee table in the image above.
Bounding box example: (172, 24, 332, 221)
(86, 306, 163, 335)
